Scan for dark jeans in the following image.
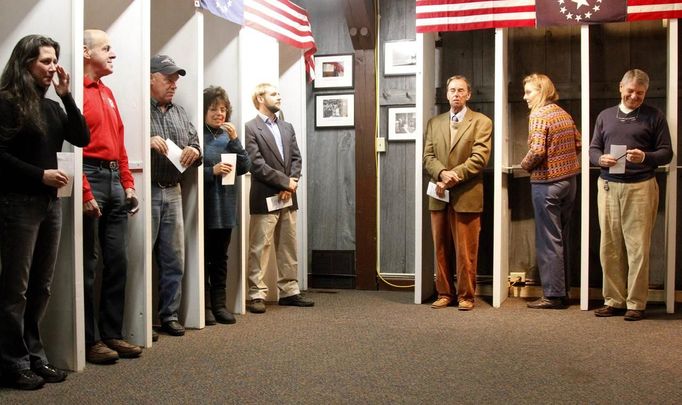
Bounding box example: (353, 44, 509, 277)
(531, 177, 577, 298)
(0, 193, 61, 372)
(204, 228, 233, 307)
(83, 164, 128, 346)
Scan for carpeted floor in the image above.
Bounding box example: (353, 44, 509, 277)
(2, 290, 682, 404)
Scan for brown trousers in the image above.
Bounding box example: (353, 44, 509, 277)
(430, 209, 481, 302)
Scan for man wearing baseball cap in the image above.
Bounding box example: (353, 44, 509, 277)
(149, 54, 201, 336)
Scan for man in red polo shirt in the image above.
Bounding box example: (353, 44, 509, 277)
(82, 29, 142, 364)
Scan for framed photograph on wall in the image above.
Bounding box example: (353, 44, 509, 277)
(387, 106, 417, 141)
(315, 94, 354, 128)
(313, 54, 354, 89)
(384, 40, 417, 76)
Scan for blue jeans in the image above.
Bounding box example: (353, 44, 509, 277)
(83, 164, 128, 345)
(0, 194, 61, 372)
(151, 184, 184, 322)
(531, 177, 577, 298)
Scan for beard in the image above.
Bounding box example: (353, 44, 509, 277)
(266, 103, 280, 114)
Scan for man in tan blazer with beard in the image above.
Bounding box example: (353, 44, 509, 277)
(423, 75, 492, 311)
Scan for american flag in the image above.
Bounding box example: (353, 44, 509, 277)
(416, 0, 682, 32)
(199, 0, 317, 80)
(416, 0, 536, 33)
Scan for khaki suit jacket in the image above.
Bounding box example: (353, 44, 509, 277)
(423, 109, 492, 212)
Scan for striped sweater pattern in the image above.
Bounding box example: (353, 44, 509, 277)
(520, 103, 581, 183)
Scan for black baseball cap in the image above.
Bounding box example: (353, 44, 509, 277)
(150, 54, 186, 76)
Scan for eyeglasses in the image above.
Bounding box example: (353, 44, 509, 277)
(616, 108, 639, 123)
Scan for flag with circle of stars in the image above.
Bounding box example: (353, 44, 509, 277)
(536, 0, 627, 27)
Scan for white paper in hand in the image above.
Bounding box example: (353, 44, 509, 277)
(426, 181, 449, 202)
(609, 144, 627, 175)
(56, 152, 75, 197)
(266, 195, 293, 212)
(165, 138, 187, 173)
(221, 153, 237, 185)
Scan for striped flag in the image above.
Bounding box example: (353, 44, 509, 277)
(199, 0, 317, 80)
(627, 0, 682, 21)
(416, 0, 537, 33)
(416, 0, 682, 33)
(244, 0, 317, 80)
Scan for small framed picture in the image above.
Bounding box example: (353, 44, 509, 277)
(387, 106, 417, 141)
(313, 54, 354, 89)
(315, 94, 354, 128)
(384, 40, 417, 76)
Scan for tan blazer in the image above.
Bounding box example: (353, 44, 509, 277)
(423, 109, 492, 212)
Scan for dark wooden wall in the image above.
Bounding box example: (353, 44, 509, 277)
(378, 0, 416, 275)
(302, 1, 356, 258)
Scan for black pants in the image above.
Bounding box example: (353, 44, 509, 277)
(204, 228, 233, 306)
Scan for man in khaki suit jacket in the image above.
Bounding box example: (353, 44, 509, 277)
(423, 75, 492, 311)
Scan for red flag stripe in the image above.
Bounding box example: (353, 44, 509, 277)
(245, 7, 314, 43)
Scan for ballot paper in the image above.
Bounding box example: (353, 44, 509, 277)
(426, 181, 449, 202)
(56, 152, 74, 198)
(609, 144, 627, 175)
(266, 195, 293, 212)
(165, 138, 187, 173)
(221, 153, 237, 186)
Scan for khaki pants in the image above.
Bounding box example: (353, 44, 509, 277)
(597, 177, 658, 310)
(247, 208, 299, 300)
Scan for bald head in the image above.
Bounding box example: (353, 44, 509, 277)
(83, 29, 115, 80)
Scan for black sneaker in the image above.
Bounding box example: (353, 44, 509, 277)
(2, 369, 45, 390)
(278, 294, 314, 307)
(161, 320, 185, 336)
(32, 364, 67, 383)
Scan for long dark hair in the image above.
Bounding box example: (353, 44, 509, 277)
(0, 34, 60, 135)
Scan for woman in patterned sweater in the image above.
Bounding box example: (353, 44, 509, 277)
(520, 73, 581, 310)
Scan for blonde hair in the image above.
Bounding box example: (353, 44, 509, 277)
(523, 73, 559, 111)
(445, 75, 471, 92)
(251, 82, 273, 110)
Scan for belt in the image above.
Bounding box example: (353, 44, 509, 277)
(84, 158, 119, 170)
(155, 182, 179, 188)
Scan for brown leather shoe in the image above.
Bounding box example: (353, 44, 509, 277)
(86, 341, 119, 364)
(594, 305, 626, 317)
(624, 309, 645, 321)
(248, 299, 266, 314)
(431, 297, 451, 309)
(103, 339, 142, 358)
(458, 300, 474, 311)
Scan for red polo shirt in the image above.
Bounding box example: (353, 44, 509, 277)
(82, 77, 134, 202)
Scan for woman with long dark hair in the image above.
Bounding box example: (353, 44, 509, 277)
(0, 34, 89, 390)
(520, 73, 581, 309)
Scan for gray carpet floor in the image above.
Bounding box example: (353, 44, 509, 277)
(2, 290, 682, 404)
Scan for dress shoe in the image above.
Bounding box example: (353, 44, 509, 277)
(86, 341, 119, 364)
(213, 308, 236, 324)
(527, 296, 567, 309)
(32, 364, 67, 383)
(161, 320, 185, 336)
(458, 300, 474, 311)
(248, 298, 266, 314)
(152, 329, 159, 342)
(431, 297, 451, 309)
(624, 309, 645, 321)
(2, 369, 45, 390)
(103, 339, 142, 358)
(594, 305, 626, 317)
(205, 309, 217, 326)
(278, 294, 314, 307)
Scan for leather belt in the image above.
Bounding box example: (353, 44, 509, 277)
(84, 158, 119, 170)
(156, 182, 179, 188)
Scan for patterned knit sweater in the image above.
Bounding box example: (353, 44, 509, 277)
(520, 103, 581, 183)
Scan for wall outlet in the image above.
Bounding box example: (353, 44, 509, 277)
(376, 137, 386, 152)
(509, 272, 526, 283)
